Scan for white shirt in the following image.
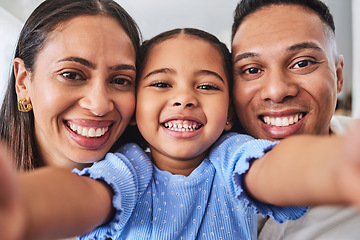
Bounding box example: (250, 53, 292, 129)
(258, 115, 360, 240)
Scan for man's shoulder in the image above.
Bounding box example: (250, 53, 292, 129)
(258, 206, 360, 240)
(330, 115, 358, 134)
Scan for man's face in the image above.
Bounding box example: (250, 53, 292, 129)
(232, 4, 343, 140)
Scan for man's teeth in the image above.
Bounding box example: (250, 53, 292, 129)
(69, 124, 109, 138)
(163, 120, 202, 132)
(263, 113, 303, 127)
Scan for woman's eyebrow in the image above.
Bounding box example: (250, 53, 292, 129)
(57, 57, 136, 72)
(109, 64, 136, 72)
(57, 57, 96, 69)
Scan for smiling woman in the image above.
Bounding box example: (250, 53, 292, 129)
(0, 0, 141, 171)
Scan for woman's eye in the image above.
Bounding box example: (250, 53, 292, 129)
(198, 84, 220, 90)
(150, 82, 171, 88)
(61, 71, 84, 81)
(113, 77, 133, 86)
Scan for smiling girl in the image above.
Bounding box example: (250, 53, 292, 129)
(2, 28, 360, 240)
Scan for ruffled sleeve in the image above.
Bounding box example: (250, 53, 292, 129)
(73, 143, 153, 239)
(209, 133, 307, 223)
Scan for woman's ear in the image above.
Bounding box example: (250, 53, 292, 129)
(129, 114, 137, 126)
(14, 58, 31, 100)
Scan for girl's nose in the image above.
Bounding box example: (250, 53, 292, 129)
(170, 90, 198, 109)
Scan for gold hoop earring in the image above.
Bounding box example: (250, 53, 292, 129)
(18, 99, 33, 112)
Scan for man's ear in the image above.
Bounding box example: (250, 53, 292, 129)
(14, 58, 32, 100)
(336, 55, 344, 94)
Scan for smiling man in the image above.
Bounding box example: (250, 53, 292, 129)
(231, 0, 360, 239)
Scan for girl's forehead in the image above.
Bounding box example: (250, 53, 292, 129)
(138, 35, 229, 85)
(149, 35, 222, 61)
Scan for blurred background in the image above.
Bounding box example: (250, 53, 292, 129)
(0, 0, 358, 117)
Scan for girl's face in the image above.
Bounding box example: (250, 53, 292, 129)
(136, 35, 231, 175)
(15, 15, 136, 169)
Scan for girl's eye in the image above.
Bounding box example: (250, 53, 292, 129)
(61, 71, 85, 81)
(197, 84, 220, 90)
(150, 81, 171, 88)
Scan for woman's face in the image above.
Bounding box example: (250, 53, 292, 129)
(16, 15, 136, 169)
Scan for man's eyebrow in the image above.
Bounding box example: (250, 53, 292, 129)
(233, 42, 324, 64)
(233, 52, 259, 64)
(196, 69, 224, 83)
(287, 42, 323, 52)
(143, 68, 174, 79)
(57, 57, 96, 69)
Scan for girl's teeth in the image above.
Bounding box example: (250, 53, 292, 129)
(163, 120, 202, 131)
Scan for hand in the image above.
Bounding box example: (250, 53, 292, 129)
(336, 120, 360, 209)
(0, 143, 25, 240)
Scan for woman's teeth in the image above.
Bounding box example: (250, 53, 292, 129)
(263, 113, 303, 127)
(163, 120, 202, 132)
(69, 124, 108, 138)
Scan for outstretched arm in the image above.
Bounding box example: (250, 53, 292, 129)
(18, 167, 113, 240)
(0, 144, 25, 240)
(245, 121, 360, 208)
(0, 146, 113, 240)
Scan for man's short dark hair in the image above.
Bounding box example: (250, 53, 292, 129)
(231, 0, 335, 41)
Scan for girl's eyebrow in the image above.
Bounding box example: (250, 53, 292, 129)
(143, 68, 225, 83)
(57, 57, 136, 72)
(195, 69, 224, 83)
(143, 68, 174, 79)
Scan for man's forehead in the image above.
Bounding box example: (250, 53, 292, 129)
(231, 4, 331, 55)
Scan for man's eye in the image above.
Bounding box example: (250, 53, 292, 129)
(244, 67, 261, 74)
(292, 60, 317, 69)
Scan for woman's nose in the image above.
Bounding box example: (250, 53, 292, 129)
(79, 83, 114, 116)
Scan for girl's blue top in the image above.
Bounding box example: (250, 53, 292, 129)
(74, 133, 307, 240)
